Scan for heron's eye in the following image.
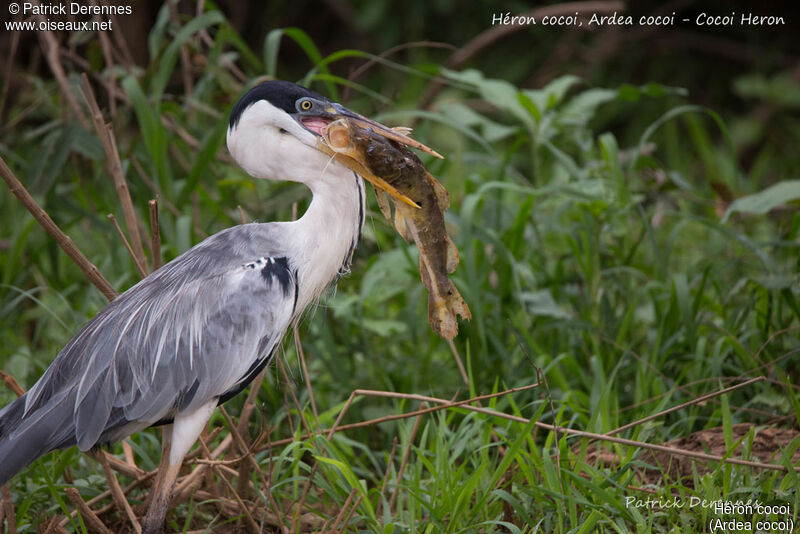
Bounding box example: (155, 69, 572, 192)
(299, 99, 313, 111)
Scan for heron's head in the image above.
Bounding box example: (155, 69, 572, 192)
(226, 80, 398, 185)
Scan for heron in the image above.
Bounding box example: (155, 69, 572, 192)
(0, 80, 416, 533)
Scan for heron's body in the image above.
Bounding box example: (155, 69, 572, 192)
(0, 80, 394, 532)
(0, 175, 363, 480)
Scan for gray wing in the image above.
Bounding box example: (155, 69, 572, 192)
(19, 223, 298, 451)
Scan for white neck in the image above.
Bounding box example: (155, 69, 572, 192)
(225, 103, 365, 312)
(284, 163, 365, 312)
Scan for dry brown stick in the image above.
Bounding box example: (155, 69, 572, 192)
(217, 410, 288, 533)
(376, 437, 398, 517)
(0, 370, 25, 397)
(31, 7, 90, 129)
(59, 470, 156, 528)
(130, 158, 186, 222)
(285, 387, 800, 474)
(234, 366, 268, 499)
(339, 493, 364, 533)
(108, 214, 148, 279)
(327, 383, 541, 439)
(80, 75, 148, 274)
(198, 434, 260, 534)
(167, 0, 194, 115)
(64, 487, 114, 534)
(276, 357, 314, 439)
(0, 156, 117, 301)
(93, 452, 141, 534)
(92, 13, 117, 118)
(1, 484, 17, 534)
(295, 326, 320, 424)
(219, 406, 272, 493)
(447, 339, 470, 388)
(326, 488, 357, 534)
(237, 369, 266, 436)
(121, 442, 136, 468)
(292, 462, 319, 533)
(210, 465, 260, 534)
(172, 435, 233, 503)
(608, 376, 766, 437)
(101, 451, 146, 480)
(41, 516, 69, 534)
(148, 200, 162, 270)
(389, 404, 424, 513)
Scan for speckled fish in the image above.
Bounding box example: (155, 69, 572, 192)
(317, 118, 470, 339)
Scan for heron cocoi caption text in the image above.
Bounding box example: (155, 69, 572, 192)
(490, 11, 787, 28)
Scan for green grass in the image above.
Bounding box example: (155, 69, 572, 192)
(1, 6, 799, 533)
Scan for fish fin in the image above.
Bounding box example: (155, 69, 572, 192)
(349, 117, 443, 159)
(419, 254, 433, 291)
(428, 281, 471, 340)
(326, 151, 421, 209)
(426, 172, 450, 211)
(446, 236, 460, 273)
(394, 209, 413, 242)
(375, 189, 392, 222)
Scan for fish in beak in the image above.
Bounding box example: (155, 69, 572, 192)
(302, 103, 442, 207)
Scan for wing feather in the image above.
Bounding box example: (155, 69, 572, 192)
(22, 223, 297, 451)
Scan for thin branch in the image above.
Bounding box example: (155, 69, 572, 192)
(0, 156, 116, 301)
(167, 0, 194, 117)
(108, 214, 148, 278)
(0, 370, 25, 397)
(64, 488, 114, 534)
(376, 437, 398, 517)
(92, 452, 141, 534)
(447, 338, 470, 387)
(276, 386, 800, 474)
(292, 463, 319, 533)
(148, 200, 162, 270)
(276, 357, 314, 438)
(389, 403, 424, 513)
(32, 7, 90, 129)
(80, 75, 148, 274)
(326, 488, 357, 534)
(295, 326, 320, 424)
(607, 376, 766, 437)
(1, 484, 17, 534)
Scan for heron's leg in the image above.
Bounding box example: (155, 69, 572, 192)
(142, 424, 172, 513)
(141, 399, 217, 534)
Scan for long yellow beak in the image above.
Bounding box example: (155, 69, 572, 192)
(325, 103, 443, 159)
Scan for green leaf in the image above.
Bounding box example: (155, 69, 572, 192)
(561, 88, 617, 122)
(178, 115, 229, 204)
(522, 74, 581, 111)
(519, 290, 571, 319)
(722, 180, 800, 222)
(360, 248, 415, 304)
(121, 76, 171, 190)
(266, 27, 337, 98)
(441, 68, 533, 129)
(152, 10, 225, 103)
